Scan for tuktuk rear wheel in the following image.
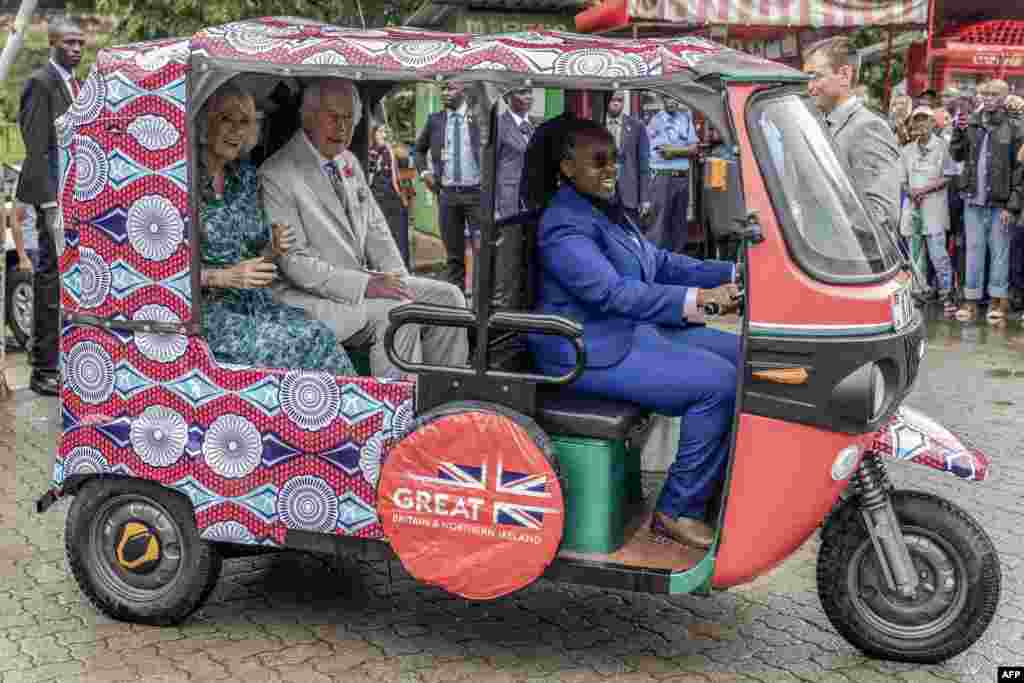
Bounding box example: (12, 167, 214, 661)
(817, 490, 1000, 663)
(66, 478, 222, 625)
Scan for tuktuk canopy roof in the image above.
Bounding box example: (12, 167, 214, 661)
(94, 16, 807, 87)
(576, 0, 929, 35)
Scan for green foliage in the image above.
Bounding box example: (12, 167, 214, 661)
(66, 0, 422, 42)
(850, 27, 907, 109)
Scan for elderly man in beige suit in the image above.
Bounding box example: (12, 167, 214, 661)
(260, 78, 468, 378)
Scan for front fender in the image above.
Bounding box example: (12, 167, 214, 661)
(868, 406, 991, 481)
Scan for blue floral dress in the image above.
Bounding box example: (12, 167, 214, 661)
(200, 162, 355, 376)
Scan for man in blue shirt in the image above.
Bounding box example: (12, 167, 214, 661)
(414, 82, 483, 293)
(646, 96, 700, 254)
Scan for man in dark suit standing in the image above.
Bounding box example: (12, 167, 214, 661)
(415, 81, 482, 293)
(605, 91, 651, 225)
(17, 17, 84, 396)
(491, 87, 533, 308)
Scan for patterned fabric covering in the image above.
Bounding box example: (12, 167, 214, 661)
(199, 162, 355, 376)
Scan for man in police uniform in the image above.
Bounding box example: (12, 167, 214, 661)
(646, 95, 698, 253)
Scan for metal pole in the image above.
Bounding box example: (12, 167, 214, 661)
(883, 28, 896, 112)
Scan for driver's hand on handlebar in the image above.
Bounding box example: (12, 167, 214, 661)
(697, 284, 741, 315)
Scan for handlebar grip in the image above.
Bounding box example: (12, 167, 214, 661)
(488, 311, 583, 338)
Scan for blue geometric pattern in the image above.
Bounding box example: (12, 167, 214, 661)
(65, 227, 80, 249)
(110, 260, 151, 299)
(236, 483, 278, 522)
(92, 207, 129, 244)
(319, 441, 361, 476)
(172, 476, 219, 509)
(95, 417, 132, 449)
(106, 72, 148, 111)
(53, 461, 65, 487)
(108, 148, 150, 190)
(160, 158, 188, 191)
(337, 491, 378, 533)
(239, 375, 281, 416)
(163, 268, 192, 304)
(166, 369, 225, 408)
(186, 425, 204, 459)
(339, 384, 384, 426)
(62, 405, 80, 433)
(114, 360, 152, 400)
(262, 433, 302, 467)
(161, 76, 187, 107)
(63, 263, 82, 303)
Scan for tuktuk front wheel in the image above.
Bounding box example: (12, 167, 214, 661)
(817, 490, 1000, 663)
(66, 478, 222, 625)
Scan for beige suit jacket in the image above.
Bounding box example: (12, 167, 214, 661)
(259, 131, 408, 340)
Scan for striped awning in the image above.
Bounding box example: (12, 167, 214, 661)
(577, 0, 929, 33)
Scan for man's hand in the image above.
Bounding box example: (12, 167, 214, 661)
(270, 222, 297, 257)
(365, 272, 414, 301)
(422, 173, 437, 193)
(697, 284, 741, 315)
(17, 254, 33, 272)
(213, 257, 277, 289)
(1000, 209, 1013, 228)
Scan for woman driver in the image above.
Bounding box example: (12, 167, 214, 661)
(528, 118, 740, 550)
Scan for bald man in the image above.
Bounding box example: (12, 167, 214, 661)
(260, 78, 468, 379)
(17, 17, 84, 396)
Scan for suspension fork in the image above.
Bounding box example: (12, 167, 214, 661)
(851, 451, 920, 598)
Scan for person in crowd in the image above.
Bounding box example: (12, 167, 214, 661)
(1011, 100, 1024, 314)
(803, 37, 902, 236)
(949, 79, 1024, 323)
(646, 95, 698, 253)
(605, 90, 651, 225)
(367, 124, 414, 270)
(197, 83, 354, 375)
(889, 95, 914, 146)
(16, 17, 83, 396)
(491, 86, 534, 308)
(414, 81, 482, 293)
(528, 117, 740, 550)
(899, 106, 957, 314)
(260, 78, 468, 379)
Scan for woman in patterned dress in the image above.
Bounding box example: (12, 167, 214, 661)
(197, 82, 355, 375)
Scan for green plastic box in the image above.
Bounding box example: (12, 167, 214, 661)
(551, 434, 644, 554)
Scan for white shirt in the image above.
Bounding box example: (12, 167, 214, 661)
(899, 136, 955, 237)
(49, 59, 77, 101)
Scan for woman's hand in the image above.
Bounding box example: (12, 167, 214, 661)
(271, 223, 297, 257)
(206, 257, 277, 289)
(697, 284, 741, 315)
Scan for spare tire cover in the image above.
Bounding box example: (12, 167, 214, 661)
(379, 409, 564, 599)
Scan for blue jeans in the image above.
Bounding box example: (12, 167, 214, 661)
(964, 206, 1011, 300)
(537, 324, 739, 521)
(910, 232, 954, 294)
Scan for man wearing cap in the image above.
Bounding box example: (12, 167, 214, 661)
(646, 95, 698, 253)
(899, 106, 956, 311)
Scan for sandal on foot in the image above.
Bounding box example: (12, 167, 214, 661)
(955, 305, 976, 322)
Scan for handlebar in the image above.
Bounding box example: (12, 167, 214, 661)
(384, 304, 586, 385)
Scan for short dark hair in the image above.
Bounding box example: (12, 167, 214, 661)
(803, 36, 856, 74)
(559, 119, 615, 164)
(48, 16, 83, 40)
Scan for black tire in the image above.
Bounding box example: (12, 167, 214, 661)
(817, 490, 1000, 663)
(66, 477, 222, 626)
(5, 266, 32, 350)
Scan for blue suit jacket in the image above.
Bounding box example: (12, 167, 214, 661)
(529, 185, 734, 370)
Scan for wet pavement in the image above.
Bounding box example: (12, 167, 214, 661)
(1, 303, 1022, 683)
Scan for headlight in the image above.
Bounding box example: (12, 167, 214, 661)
(830, 363, 889, 425)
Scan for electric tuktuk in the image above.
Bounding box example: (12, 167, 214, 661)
(36, 18, 1001, 664)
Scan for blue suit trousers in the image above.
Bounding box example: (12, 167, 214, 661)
(540, 324, 739, 521)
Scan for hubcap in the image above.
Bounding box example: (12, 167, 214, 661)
(848, 526, 967, 640)
(90, 495, 183, 598)
(13, 280, 32, 338)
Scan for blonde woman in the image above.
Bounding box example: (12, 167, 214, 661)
(197, 82, 354, 374)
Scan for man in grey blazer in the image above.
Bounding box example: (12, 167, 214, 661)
(803, 37, 901, 235)
(492, 87, 534, 308)
(260, 78, 468, 379)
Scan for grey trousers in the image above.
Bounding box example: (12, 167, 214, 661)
(278, 275, 469, 379)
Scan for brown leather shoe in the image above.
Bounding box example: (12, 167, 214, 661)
(652, 512, 715, 549)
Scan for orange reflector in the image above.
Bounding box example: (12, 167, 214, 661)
(751, 368, 809, 385)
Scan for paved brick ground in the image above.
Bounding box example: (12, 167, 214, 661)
(1, 313, 1021, 682)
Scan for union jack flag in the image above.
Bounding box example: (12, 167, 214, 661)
(407, 459, 560, 530)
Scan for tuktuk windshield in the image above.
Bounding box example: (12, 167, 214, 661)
(750, 92, 902, 282)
